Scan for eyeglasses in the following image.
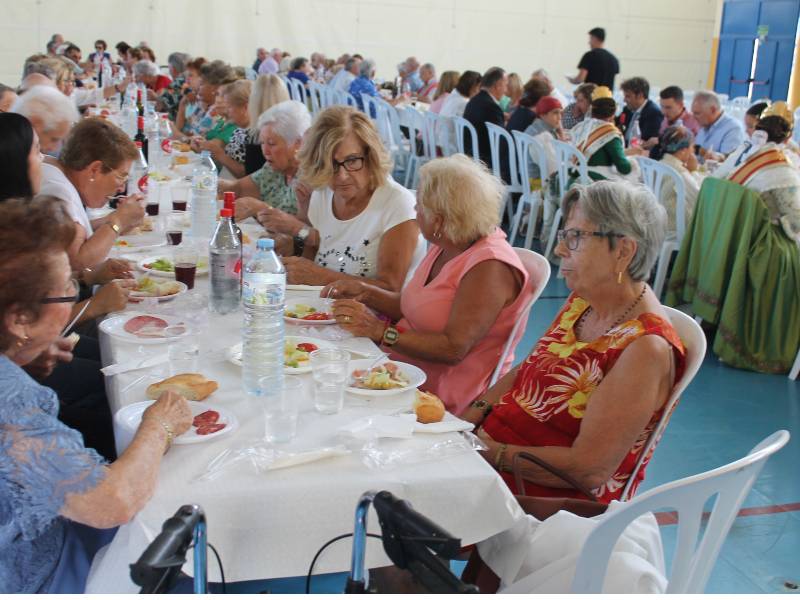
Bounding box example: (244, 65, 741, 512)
(41, 278, 80, 304)
(556, 228, 624, 251)
(332, 155, 366, 174)
(105, 166, 130, 184)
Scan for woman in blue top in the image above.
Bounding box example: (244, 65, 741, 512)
(287, 56, 312, 85)
(0, 197, 192, 593)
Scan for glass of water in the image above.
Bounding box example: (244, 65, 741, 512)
(259, 375, 303, 443)
(309, 348, 350, 414)
(168, 342, 199, 376)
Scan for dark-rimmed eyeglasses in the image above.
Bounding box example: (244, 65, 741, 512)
(40, 278, 80, 304)
(556, 228, 624, 251)
(332, 155, 366, 174)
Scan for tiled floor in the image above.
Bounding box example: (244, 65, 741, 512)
(225, 269, 799, 594)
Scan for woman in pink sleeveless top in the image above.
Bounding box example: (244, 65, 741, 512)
(324, 155, 544, 415)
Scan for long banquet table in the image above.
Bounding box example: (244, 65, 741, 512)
(86, 242, 522, 592)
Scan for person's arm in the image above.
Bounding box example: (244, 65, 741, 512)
(719, 125, 745, 156)
(61, 391, 192, 528)
(478, 334, 674, 490)
(608, 138, 633, 174)
(461, 364, 521, 425)
(218, 172, 261, 199)
(568, 69, 588, 85)
(321, 278, 403, 321)
(204, 139, 246, 179)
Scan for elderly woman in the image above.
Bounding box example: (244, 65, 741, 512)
(156, 52, 190, 120)
(327, 155, 541, 413)
(39, 118, 145, 270)
(287, 56, 312, 85)
(189, 83, 240, 156)
(41, 56, 126, 108)
(0, 113, 42, 201)
(263, 105, 425, 290)
(132, 59, 171, 101)
(439, 70, 483, 154)
(524, 96, 567, 141)
(244, 74, 290, 174)
(175, 56, 207, 136)
(0, 197, 192, 593)
(465, 181, 686, 503)
(195, 80, 252, 179)
(561, 82, 596, 130)
(349, 59, 380, 113)
(176, 59, 235, 139)
(651, 126, 702, 230)
(218, 100, 311, 222)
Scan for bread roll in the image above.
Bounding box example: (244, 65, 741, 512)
(146, 373, 218, 401)
(413, 390, 445, 424)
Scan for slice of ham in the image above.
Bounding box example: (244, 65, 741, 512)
(124, 315, 168, 337)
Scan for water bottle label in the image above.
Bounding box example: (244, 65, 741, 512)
(243, 272, 285, 306)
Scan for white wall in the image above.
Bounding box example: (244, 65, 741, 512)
(1, 0, 720, 95)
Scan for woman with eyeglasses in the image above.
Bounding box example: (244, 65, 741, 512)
(0, 197, 192, 593)
(259, 105, 425, 290)
(218, 99, 311, 224)
(463, 181, 687, 504)
(39, 118, 145, 271)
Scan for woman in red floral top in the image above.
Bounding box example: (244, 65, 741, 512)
(464, 180, 686, 503)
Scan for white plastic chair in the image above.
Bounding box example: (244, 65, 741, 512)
(793, 108, 800, 144)
(509, 130, 547, 249)
(403, 106, 434, 188)
(637, 157, 687, 299)
(570, 430, 790, 593)
(453, 116, 480, 162)
(730, 96, 750, 107)
(620, 305, 707, 501)
(488, 249, 551, 386)
(485, 122, 524, 223)
(423, 111, 440, 157)
(543, 139, 590, 262)
(306, 81, 324, 116)
(789, 347, 800, 380)
(287, 78, 306, 105)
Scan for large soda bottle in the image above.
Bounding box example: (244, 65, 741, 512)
(127, 141, 148, 197)
(241, 238, 286, 397)
(190, 151, 218, 239)
(209, 208, 242, 314)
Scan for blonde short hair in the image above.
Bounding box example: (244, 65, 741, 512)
(417, 154, 502, 245)
(40, 57, 72, 87)
(222, 79, 251, 108)
(248, 74, 290, 135)
(298, 105, 391, 190)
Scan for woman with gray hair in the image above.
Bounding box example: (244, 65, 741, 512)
(157, 52, 190, 120)
(650, 125, 702, 230)
(11, 85, 79, 154)
(132, 60, 171, 101)
(465, 180, 687, 504)
(218, 99, 311, 220)
(348, 58, 380, 113)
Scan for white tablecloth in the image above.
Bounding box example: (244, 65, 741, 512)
(87, 253, 522, 592)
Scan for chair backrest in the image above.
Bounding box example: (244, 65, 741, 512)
(511, 130, 549, 193)
(488, 249, 551, 386)
(306, 81, 324, 116)
(571, 430, 790, 593)
(360, 93, 380, 118)
(370, 101, 395, 150)
(551, 139, 590, 197)
(638, 156, 687, 243)
(620, 306, 707, 501)
(382, 103, 408, 152)
(403, 106, 428, 159)
(341, 90, 359, 108)
(422, 110, 439, 158)
(453, 116, 480, 162)
(288, 78, 306, 104)
(730, 95, 750, 107)
(485, 122, 522, 189)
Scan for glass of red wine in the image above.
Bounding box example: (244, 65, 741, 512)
(166, 230, 183, 245)
(145, 202, 160, 216)
(173, 246, 198, 290)
(171, 182, 190, 211)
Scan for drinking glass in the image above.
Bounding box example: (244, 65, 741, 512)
(171, 181, 190, 211)
(259, 375, 303, 443)
(166, 230, 183, 245)
(173, 245, 198, 290)
(309, 348, 350, 414)
(168, 343, 200, 376)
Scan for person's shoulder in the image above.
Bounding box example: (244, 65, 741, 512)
(375, 176, 414, 206)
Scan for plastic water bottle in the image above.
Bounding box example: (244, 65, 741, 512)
(241, 238, 286, 398)
(190, 151, 218, 239)
(629, 118, 642, 148)
(127, 142, 148, 196)
(146, 116, 161, 170)
(209, 208, 242, 314)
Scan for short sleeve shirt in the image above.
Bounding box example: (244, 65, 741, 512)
(249, 164, 298, 214)
(225, 128, 248, 165)
(578, 48, 620, 89)
(39, 162, 93, 235)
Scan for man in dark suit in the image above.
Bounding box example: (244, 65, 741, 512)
(617, 76, 663, 148)
(463, 66, 509, 180)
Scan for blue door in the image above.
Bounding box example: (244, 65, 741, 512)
(715, 0, 800, 101)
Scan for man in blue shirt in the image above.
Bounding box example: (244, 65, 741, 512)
(400, 57, 424, 93)
(691, 90, 745, 159)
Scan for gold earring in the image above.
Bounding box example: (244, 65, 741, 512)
(90, 177, 95, 182)
(617, 271, 623, 284)
(15, 334, 29, 348)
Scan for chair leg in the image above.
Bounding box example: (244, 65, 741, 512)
(789, 347, 800, 380)
(524, 194, 541, 250)
(544, 208, 562, 261)
(509, 197, 525, 245)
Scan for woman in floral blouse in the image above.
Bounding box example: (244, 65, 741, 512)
(464, 180, 686, 503)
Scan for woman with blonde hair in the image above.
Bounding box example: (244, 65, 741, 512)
(502, 72, 523, 112)
(429, 70, 460, 114)
(245, 74, 290, 173)
(325, 154, 540, 413)
(260, 105, 424, 291)
(195, 79, 252, 178)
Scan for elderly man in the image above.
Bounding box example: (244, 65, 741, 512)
(310, 52, 327, 81)
(463, 66, 509, 180)
(330, 56, 361, 93)
(253, 47, 267, 72)
(417, 63, 438, 103)
(401, 56, 423, 93)
(0, 84, 17, 112)
(569, 27, 620, 89)
(258, 48, 281, 75)
(11, 85, 79, 154)
(531, 69, 569, 107)
(692, 90, 745, 159)
(618, 76, 662, 148)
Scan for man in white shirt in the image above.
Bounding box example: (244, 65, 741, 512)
(330, 57, 361, 93)
(258, 48, 282, 75)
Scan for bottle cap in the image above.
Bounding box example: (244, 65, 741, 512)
(220, 208, 233, 218)
(223, 191, 235, 209)
(257, 238, 275, 250)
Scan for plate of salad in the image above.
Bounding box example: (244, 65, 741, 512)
(137, 256, 209, 278)
(347, 360, 426, 396)
(227, 336, 334, 373)
(128, 276, 187, 302)
(284, 302, 335, 325)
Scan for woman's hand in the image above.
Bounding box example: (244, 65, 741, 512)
(256, 205, 305, 236)
(91, 280, 134, 316)
(114, 195, 146, 231)
(142, 390, 193, 437)
(475, 426, 501, 465)
(234, 196, 264, 221)
(196, 138, 224, 158)
(146, 88, 158, 102)
(684, 148, 699, 172)
(23, 336, 76, 379)
(88, 259, 134, 285)
(321, 279, 370, 302)
(331, 299, 385, 341)
(283, 256, 329, 285)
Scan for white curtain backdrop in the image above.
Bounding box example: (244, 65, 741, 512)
(1, 0, 719, 93)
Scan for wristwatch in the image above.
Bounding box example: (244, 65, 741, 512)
(107, 221, 121, 236)
(293, 226, 310, 256)
(469, 399, 493, 417)
(381, 325, 401, 346)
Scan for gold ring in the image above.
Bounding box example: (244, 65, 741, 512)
(343, 316, 352, 323)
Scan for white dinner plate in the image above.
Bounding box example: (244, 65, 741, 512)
(128, 278, 188, 303)
(114, 232, 167, 252)
(99, 312, 193, 345)
(227, 336, 335, 374)
(114, 400, 238, 450)
(137, 255, 209, 278)
(284, 299, 335, 325)
(347, 359, 427, 397)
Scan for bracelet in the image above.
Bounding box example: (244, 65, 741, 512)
(494, 443, 508, 471)
(154, 419, 174, 453)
